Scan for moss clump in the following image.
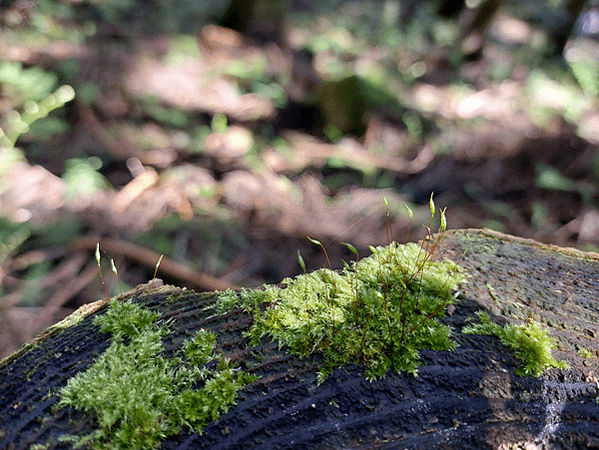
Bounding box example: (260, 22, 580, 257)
(462, 311, 569, 377)
(57, 298, 257, 450)
(217, 241, 465, 382)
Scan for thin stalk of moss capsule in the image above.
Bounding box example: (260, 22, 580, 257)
(415, 226, 449, 311)
(96, 243, 109, 300)
(425, 214, 449, 260)
(342, 242, 360, 325)
(111, 258, 122, 296)
(411, 215, 447, 289)
(307, 237, 336, 306)
(404, 204, 413, 244)
(374, 249, 392, 328)
(143, 254, 165, 302)
(307, 237, 333, 273)
(381, 196, 408, 331)
(383, 195, 392, 245)
(399, 259, 459, 344)
(400, 210, 436, 330)
(153, 254, 164, 280)
(411, 194, 439, 286)
(403, 198, 448, 337)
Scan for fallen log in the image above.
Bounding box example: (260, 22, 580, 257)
(1, 229, 599, 449)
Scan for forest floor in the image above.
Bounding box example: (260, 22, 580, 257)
(1, 0, 599, 359)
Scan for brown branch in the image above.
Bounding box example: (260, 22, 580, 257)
(32, 262, 99, 332)
(0, 253, 88, 311)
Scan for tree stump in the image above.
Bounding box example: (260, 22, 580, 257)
(2, 229, 599, 449)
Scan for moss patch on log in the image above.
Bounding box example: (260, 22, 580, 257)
(463, 311, 568, 376)
(215, 241, 466, 382)
(57, 298, 257, 449)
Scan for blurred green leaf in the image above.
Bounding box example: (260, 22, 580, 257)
(211, 113, 228, 133)
(0, 219, 31, 266)
(141, 99, 189, 128)
(0, 61, 74, 147)
(34, 214, 83, 248)
(26, 116, 70, 141)
(0, 61, 57, 104)
(20, 259, 51, 307)
(535, 163, 597, 203)
(535, 163, 575, 191)
(62, 157, 110, 201)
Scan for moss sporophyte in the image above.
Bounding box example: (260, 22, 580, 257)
(216, 242, 466, 383)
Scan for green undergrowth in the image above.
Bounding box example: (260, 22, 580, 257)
(57, 299, 257, 450)
(216, 236, 466, 382)
(462, 311, 568, 377)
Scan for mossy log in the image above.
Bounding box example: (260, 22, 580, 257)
(2, 229, 599, 449)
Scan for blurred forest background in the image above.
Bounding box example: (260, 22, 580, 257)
(1, 0, 599, 359)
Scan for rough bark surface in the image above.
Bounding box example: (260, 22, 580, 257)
(2, 229, 599, 450)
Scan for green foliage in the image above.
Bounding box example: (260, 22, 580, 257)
(0, 61, 58, 104)
(182, 328, 218, 366)
(535, 162, 596, 204)
(568, 57, 599, 98)
(215, 287, 278, 315)
(578, 346, 594, 359)
(462, 311, 568, 377)
(58, 299, 257, 449)
(94, 299, 160, 339)
(0, 219, 30, 266)
(216, 224, 465, 382)
(62, 157, 110, 201)
(140, 95, 189, 128)
(0, 147, 25, 176)
(222, 55, 288, 109)
(0, 61, 74, 148)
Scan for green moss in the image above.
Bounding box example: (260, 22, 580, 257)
(29, 444, 50, 450)
(462, 311, 568, 377)
(57, 298, 257, 449)
(578, 346, 595, 359)
(93, 298, 159, 338)
(217, 241, 465, 382)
